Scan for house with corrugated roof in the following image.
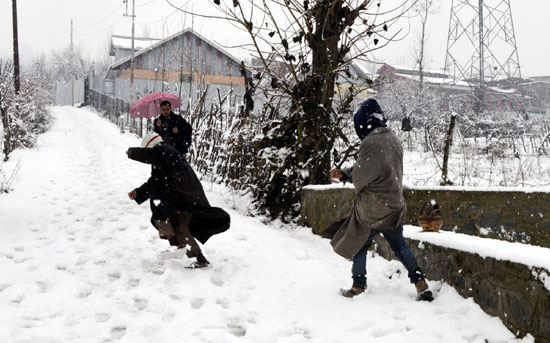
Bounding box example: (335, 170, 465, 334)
(104, 28, 245, 107)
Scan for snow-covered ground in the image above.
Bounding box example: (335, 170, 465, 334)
(0, 106, 534, 342)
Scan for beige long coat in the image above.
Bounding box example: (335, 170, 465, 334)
(330, 127, 407, 260)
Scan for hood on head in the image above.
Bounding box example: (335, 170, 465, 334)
(353, 98, 387, 140)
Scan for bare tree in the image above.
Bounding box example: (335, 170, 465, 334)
(50, 45, 94, 81)
(412, 0, 438, 88)
(166, 0, 414, 218)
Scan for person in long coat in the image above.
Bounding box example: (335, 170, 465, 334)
(329, 98, 433, 301)
(153, 100, 192, 155)
(127, 132, 230, 268)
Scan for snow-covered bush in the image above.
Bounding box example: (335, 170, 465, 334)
(0, 58, 53, 161)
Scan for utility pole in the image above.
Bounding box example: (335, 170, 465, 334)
(71, 19, 74, 106)
(130, 0, 135, 104)
(124, 0, 137, 133)
(12, 0, 20, 94)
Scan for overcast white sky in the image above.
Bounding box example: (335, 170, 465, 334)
(0, 0, 549, 77)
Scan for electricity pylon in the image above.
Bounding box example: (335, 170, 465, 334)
(444, 0, 521, 112)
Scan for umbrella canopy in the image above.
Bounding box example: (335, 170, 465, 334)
(129, 92, 182, 118)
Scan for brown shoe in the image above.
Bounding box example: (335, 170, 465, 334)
(340, 286, 365, 298)
(415, 280, 434, 302)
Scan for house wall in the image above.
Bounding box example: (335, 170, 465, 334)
(109, 31, 246, 106)
(116, 32, 242, 77)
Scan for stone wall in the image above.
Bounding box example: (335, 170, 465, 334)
(300, 186, 550, 341)
(301, 186, 550, 248)
(373, 236, 550, 341)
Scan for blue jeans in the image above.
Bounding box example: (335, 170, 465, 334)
(351, 225, 424, 289)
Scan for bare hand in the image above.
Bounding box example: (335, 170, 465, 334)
(128, 190, 137, 200)
(172, 127, 179, 134)
(156, 119, 162, 127)
(330, 169, 343, 180)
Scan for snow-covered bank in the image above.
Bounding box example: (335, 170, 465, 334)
(0, 107, 533, 342)
(403, 226, 550, 271)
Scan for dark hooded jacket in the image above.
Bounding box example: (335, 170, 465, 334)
(329, 99, 406, 260)
(153, 112, 192, 154)
(127, 143, 229, 244)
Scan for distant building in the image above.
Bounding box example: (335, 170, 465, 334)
(104, 28, 245, 107)
(375, 63, 533, 113)
(249, 56, 377, 110)
(331, 60, 377, 110)
(517, 77, 550, 114)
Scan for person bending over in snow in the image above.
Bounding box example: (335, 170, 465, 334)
(328, 98, 433, 301)
(127, 132, 230, 268)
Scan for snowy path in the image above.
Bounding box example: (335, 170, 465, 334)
(0, 107, 527, 343)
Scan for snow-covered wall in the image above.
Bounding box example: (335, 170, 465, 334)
(301, 185, 550, 248)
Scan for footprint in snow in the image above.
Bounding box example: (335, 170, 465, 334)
(110, 326, 126, 339)
(78, 288, 93, 299)
(107, 272, 121, 281)
(227, 322, 247, 337)
(10, 293, 24, 304)
(127, 278, 140, 288)
(36, 281, 50, 293)
(216, 299, 229, 309)
(13, 254, 32, 263)
(134, 298, 148, 311)
(191, 298, 205, 309)
(210, 275, 224, 287)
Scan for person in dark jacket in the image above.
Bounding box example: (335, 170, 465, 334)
(328, 98, 433, 301)
(127, 132, 230, 268)
(153, 100, 192, 155)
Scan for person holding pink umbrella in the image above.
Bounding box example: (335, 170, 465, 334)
(153, 100, 192, 155)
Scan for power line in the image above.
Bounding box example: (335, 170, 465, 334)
(135, 7, 180, 25)
(77, 16, 125, 37)
(76, 3, 125, 28)
(136, 0, 156, 7)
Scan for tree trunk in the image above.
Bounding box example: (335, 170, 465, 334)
(441, 114, 457, 185)
(295, 0, 341, 185)
(1, 107, 12, 161)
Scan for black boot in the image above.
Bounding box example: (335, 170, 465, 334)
(415, 280, 434, 302)
(186, 253, 210, 269)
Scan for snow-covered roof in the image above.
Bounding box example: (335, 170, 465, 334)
(404, 74, 471, 88)
(487, 86, 520, 95)
(390, 64, 447, 76)
(350, 60, 374, 79)
(108, 28, 242, 71)
(111, 35, 161, 51)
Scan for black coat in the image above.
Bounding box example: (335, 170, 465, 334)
(128, 143, 230, 244)
(153, 112, 192, 154)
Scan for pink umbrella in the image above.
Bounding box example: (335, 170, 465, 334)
(129, 92, 182, 118)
